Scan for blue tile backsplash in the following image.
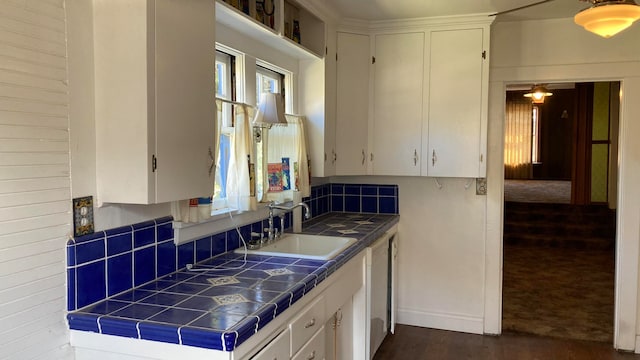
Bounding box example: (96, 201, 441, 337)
(67, 183, 398, 313)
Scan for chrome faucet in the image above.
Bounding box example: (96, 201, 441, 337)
(267, 202, 311, 242)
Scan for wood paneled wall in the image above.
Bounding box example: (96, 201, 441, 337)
(0, 0, 72, 358)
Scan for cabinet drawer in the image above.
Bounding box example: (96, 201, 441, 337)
(292, 326, 325, 360)
(251, 328, 290, 360)
(290, 296, 325, 354)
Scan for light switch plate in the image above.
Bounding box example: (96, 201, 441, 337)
(73, 196, 94, 237)
(476, 178, 487, 195)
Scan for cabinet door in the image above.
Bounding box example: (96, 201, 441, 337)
(336, 32, 370, 176)
(425, 28, 485, 177)
(154, 0, 216, 203)
(372, 32, 424, 176)
(251, 328, 290, 360)
(94, 0, 215, 204)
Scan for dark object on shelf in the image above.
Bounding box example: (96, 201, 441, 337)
(292, 20, 300, 43)
(240, 0, 249, 15)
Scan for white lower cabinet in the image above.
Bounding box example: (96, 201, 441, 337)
(292, 326, 325, 360)
(251, 329, 290, 360)
(290, 297, 325, 355)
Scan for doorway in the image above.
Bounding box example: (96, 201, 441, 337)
(501, 82, 619, 343)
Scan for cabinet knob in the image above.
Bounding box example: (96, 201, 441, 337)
(362, 150, 366, 165)
(304, 317, 316, 328)
(432, 150, 437, 166)
(307, 350, 316, 360)
(413, 149, 418, 166)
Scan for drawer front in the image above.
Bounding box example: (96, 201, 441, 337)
(292, 326, 325, 360)
(251, 328, 290, 360)
(290, 296, 325, 354)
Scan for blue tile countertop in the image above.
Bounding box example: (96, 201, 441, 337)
(67, 213, 399, 352)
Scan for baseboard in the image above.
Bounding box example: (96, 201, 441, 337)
(397, 308, 484, 335)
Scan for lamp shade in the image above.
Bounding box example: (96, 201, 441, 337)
(574, 1, 640, 38)
(253, 92, 287, 128)
(524, 85, 553, 104)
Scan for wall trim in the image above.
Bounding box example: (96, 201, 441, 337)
(397, 308, 484, 335)
(486, 69, 640, 350)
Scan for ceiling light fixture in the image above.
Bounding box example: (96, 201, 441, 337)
(574, 0, 640, 38)
(524, 85, 553, 104)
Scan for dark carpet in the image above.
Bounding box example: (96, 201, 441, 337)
(503, 202, 616, 343)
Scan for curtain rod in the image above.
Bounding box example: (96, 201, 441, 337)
(215, 97, 304, 118)
(215, 97, 255, 108)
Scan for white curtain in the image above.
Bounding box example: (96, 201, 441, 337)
(264, 115, 310, 203)
(504, 98, 533, 179)
(226, 103, 257, 212)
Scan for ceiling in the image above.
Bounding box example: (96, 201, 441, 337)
(322, 0, 589, 22)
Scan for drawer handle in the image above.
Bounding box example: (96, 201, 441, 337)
(307, 350, 316, 360)
(304, 318, 316, 328)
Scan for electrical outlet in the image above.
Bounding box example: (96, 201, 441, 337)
(476, 178, 487, 195)
(73, 196, 95, 237)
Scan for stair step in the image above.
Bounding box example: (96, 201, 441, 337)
(504, 201, 616, 250)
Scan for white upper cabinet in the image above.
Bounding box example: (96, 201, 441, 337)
(336, 16, 492, 178)
(424, 28, 488, 177)
(335, 32, 370, 176)
(299, 19, 336, 178)
(371, 32, 425, 176)
(94, 0, 216, 204)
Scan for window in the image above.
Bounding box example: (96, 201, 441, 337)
(213, 50, 235, 210)
(256, 65, 284, 100)
(531, 106, 541, 164)
(254, 65, 286, 201)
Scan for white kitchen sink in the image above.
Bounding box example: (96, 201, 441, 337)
(237, 233, 357, 260)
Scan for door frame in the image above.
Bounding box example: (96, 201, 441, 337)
(484, 65, 640, 351)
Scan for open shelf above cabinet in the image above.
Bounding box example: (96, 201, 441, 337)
(216, 0, 325, 59)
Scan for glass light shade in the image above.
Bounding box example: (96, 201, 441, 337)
(574, 3, 640, 38)
(253, 92, 287, 128)
(524, 86, 553, 104)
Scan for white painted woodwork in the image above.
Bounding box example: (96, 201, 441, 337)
(0, 1, 72, 358)
(250, 328, 290, 360)
(94, 0, 215, 205)
(290, 296, 325, 354)
(487, 19, 640, 350)
(291, 326, 325, 360)
(425, 28, 487, 177)
(335, 32, 370, 176)
(215, 0, 326, 59)
(299, 21, 337, 178)
(371, 32, 424, 176)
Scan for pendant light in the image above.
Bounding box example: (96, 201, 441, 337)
(574, 0, 640, 38)
(524, 85, 553, 104)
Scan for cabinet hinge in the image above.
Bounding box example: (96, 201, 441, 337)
(482, 50, 486, 59)
(152, 155, 157, 172)
(326, 46, 328, 55)
(372, 56, 376, 64)
(336, 52, 338, 61)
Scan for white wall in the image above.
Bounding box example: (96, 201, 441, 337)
(332, 176, 488, 333)
(487, 18, 640, 351)
(0, 0, 73, 359)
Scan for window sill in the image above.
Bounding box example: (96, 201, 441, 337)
(173, 205, 269, 245)
(172, 201, 295, 245)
